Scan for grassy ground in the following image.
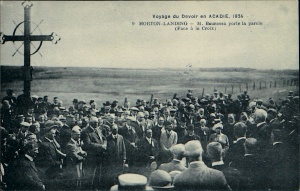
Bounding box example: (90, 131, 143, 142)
(1, 66, 298, 107)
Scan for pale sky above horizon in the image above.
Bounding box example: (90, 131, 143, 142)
(1, 1, 299, 70)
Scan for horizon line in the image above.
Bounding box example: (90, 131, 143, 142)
(1, 65, 299, 71)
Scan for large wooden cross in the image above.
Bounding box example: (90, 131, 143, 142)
(1, 1, 60, 98)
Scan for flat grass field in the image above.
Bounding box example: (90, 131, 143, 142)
(1, 66, 299, 107)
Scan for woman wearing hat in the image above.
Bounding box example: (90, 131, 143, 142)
(209, 123, 229, 154)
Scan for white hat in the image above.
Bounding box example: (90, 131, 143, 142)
(212, 123, 223, 131)
(20, 122, 30, 127)
(72, 126, 81, 134)
(110, 173, 153, 191)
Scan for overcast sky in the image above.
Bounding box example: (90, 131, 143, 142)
(1, 1, 298, 69)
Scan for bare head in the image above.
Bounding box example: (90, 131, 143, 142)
(233, 122, 247, 138)
(170, 144, 185, 160)
(254, 109, 267, 124)
(184, 140, 203, 162)
(244, 138, 258, 154)
(206, 142, 223, 162)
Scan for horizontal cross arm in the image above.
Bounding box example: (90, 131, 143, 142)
(31, 35, 53, 41)
(2, 35, 53, 42)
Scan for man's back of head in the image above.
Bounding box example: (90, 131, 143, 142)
(170, 144, 185, 160)
(184, 140, 203, 162)
(233, 122, 247, 139)
(254, 109, 267, 124)
(207, 142, 223, 162)
(244, 138, 258, 154)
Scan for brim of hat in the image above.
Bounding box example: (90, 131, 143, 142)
(110, 185, 154, 191)
(150, 185, 175, 189)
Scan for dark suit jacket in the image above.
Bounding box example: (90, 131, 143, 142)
(230, 154, 269, 190)
(212, 163, 241, 190)
(249, 122, 273, 154)
(158, 159, 187, 173)
(130, 121, 145, 141)
(137, 137, 159, 165)
(36, 138, 63, 179)
(81, 126, 106, 164)
(267, 142, 297, 189)
(183, 134, 200, 144)
(173, 161, 229, 190)
(225, 137, 246, 165)
(118, 125, 137, 143)
(58, 124, 72, 151)
(249, 122, 272, 141)
(106, 134, 126, 165)
(9, 156, 44, 190)
(36, 138, 61, 168)
(152, 125, 163, 142)
(223, 123, 235, 144)
(269, 118, 282, 131)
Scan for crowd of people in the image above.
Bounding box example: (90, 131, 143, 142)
(0, 88, 299, 190)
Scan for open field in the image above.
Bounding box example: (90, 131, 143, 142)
(1, 66, 298, 107)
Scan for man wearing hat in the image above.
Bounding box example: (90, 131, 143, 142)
(58, 116, 72, 152)
(64, 126, 87, 189)
(2, 89, 17, 108)
(35, 124, 66, 180)
(267, 98, 278, 110)
(77, 99, 86, 108)
(239, 90, 250, 112)
(119, 117, 137, 144)
(110, 173, 153, 191)
(25, 106, 36, 123)
(104, 105, 112, 116)
(287, 91, 294, 101)
(81, 116, 107, 189)
(183, 124, 200, 144)
(110, 100, 119, 114)
(173, 140, 229, 190)
(149, 170, 174, 190)
(17, 122, 30, 143)
(130, 107, 139, 119)
(115, 109, 124, 126)
(158, 144, 187, 173)
(10, 114, 25, 134)
(174, 118, 187, 144)
(207, 112, 216, 129)
(50, 97, 60, 111)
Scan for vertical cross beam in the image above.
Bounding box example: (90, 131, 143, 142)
(24, 4, 31, 97)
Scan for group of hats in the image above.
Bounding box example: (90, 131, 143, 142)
(110, 170, 176, 191)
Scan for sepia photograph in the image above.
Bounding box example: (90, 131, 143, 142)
(0, 1, 299, 190)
